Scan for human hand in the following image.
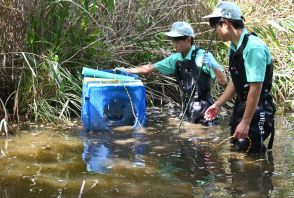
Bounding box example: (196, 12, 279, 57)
(202, 52, 219, 70)
(204, 103, 221, 120)
(233, 120, 250, 139)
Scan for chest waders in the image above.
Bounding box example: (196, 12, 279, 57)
(175, 49, 214, 125)
(229, 33, 276, 153)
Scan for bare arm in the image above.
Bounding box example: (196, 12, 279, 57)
(204, 80, 236, 120)
(233, 82, 262, 139)
(241, 82, 262, 123)
(213, 67, 228, 85)
(125, 64, 157, 74)
(215, 80, 236, 107)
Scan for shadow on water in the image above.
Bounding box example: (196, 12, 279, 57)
(0, 107, 293, 197)
(228, 152, 275, 198)
(81, 129, 149, 174)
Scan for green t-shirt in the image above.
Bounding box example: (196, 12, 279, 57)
(154, 45, 223, 79)
(229, 29, 272, 82)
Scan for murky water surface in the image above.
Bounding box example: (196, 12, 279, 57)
(0, 107, 293, 198)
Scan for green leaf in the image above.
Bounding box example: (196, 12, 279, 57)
(101, 0, 115, 12)
(84, 0, 89, 11)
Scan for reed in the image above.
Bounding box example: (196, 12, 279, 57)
(240, 0, 294, 110)
(0, 0, 293, 124)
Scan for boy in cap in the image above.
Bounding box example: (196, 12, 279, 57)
(119, 21, 227, 125)
(203, 2, 276, 152)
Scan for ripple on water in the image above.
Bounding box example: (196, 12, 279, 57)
(0, 112, 293, 197)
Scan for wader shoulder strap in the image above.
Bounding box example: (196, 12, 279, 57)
(267, 125, 275, 150)
(191, 48, 200, 62)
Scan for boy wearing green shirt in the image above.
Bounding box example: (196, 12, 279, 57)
(123, 22, 227, 125)
(203, 1, 276, 152)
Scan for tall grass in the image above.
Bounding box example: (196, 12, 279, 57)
(15, 52, 82, 123)
(2, 0, 215, 123)
(239, 0, 294, 111)
(212, 0, 294, 111)
(0, 0, 293, 125)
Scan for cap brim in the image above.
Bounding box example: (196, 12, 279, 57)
(164, 32, 184, 38)
(202, 13, 222, 19)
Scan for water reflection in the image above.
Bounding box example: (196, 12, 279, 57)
(0, 111, 292, 197)
(81, 130, 149, 174)
(82, 133, 112, 173)
(183, 145, 225, 185)
(131, 132, 148, 168)
(229, 152, 274, 198)
(153, 137, 226, 188)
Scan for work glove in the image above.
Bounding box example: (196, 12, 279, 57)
(202, 52, 219, 70)
(114, 67, 127, 74)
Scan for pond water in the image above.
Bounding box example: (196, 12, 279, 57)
(0, 107, 293, 198)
